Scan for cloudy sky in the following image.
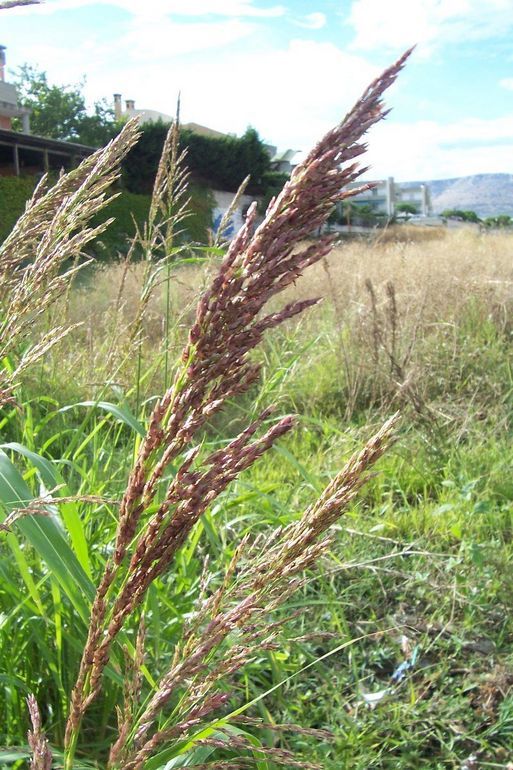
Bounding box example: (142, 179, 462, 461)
(3, 0, 513, 181)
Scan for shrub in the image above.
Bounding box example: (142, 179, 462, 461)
(0, 176, 38, 242)
(441, 208, 481, 223)
(0, 177, 214, 259)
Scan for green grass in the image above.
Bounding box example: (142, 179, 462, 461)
(0, 243, 512, 769)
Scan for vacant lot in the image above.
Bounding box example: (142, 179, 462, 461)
(1, 227, 512, 769)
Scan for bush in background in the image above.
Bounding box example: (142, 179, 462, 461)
(0, 176, 38, 242)
(91, 183, 214, 257)
(0, 175, 214, 257)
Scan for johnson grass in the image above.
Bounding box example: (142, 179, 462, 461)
(0, 48, 512, 770)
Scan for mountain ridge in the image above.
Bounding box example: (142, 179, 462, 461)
(402, 173, 513, 218)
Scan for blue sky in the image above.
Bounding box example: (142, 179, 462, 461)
(3, 0, 513, 180)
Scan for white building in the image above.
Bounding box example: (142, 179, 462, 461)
(346, 177, 395, 217)
(344, 177, 432, 218)
(0, 46, 30, 132)
(395, 181, 432, 216)
(211, 189, 255, 240)
(264, 145, 299, 174)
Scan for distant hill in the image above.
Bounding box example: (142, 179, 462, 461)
(403, 174, 513, 218)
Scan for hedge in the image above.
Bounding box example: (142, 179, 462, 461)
(0, 176, 38, 242)
(0, 175, 214, 258)
(122, 123, 274, 195)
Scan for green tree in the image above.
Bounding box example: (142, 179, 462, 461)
(441, 208, 481, 223)
(339, 201, 386, 227)
(75, 98, 120, 146)
(341, 200, 355, 226)
(484, 214, 513, 228)
(396, 202, 418, 216)
(13, 65, 119, 145)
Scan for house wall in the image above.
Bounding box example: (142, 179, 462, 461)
(0, 79, 31, 132)
(0, 81, 18, 106)
(212, 189, 257, 238)
(395, 184, 431, 215)
(345, 177, 396, 217)
(0, 82, 18, 128)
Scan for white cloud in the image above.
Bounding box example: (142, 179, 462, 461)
(153, 40, 379, 150)
(6, 0, 285, 17)
(362, 114, 513, 180)
(8, 1, 511, 182)
(347, 0, 513, 55)
(165, 1, 286, 16)
(499, 77, 513, 91)
(113, 17, 254, 59)
(73, 38, 378, 152)
(13, 17, 255, 89)
(12, 18, 380, 152)
(27, 28, 513, 183)
(295, 12, 326, 29)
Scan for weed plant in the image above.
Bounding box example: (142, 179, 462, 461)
(0, 51, 424, 770)
(0, 40, 512, 770)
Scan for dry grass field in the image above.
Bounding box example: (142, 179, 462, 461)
(47, 227, 513, 413)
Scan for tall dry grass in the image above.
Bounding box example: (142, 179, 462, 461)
(247, 227, 508, 422)
(295, 227, 513, 315)
(40, 227, 513, 416)
(64, 227, 513, 340)
(0, 121, 140, 404)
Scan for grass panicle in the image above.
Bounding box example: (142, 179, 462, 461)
(0, 0, 39, 8)
(59, 50, 410, 769)
(0, 120, 140, 404)
(27, 695, 52, 770)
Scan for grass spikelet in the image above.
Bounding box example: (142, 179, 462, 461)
(27, 695, 52, 770)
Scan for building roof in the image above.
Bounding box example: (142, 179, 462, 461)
(181, 121, 228, 139)
(271, 148, 298, 164)
(0, 127, 94, 155)
(123, 107, 228, 140)
(128, 108, 174, 125)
